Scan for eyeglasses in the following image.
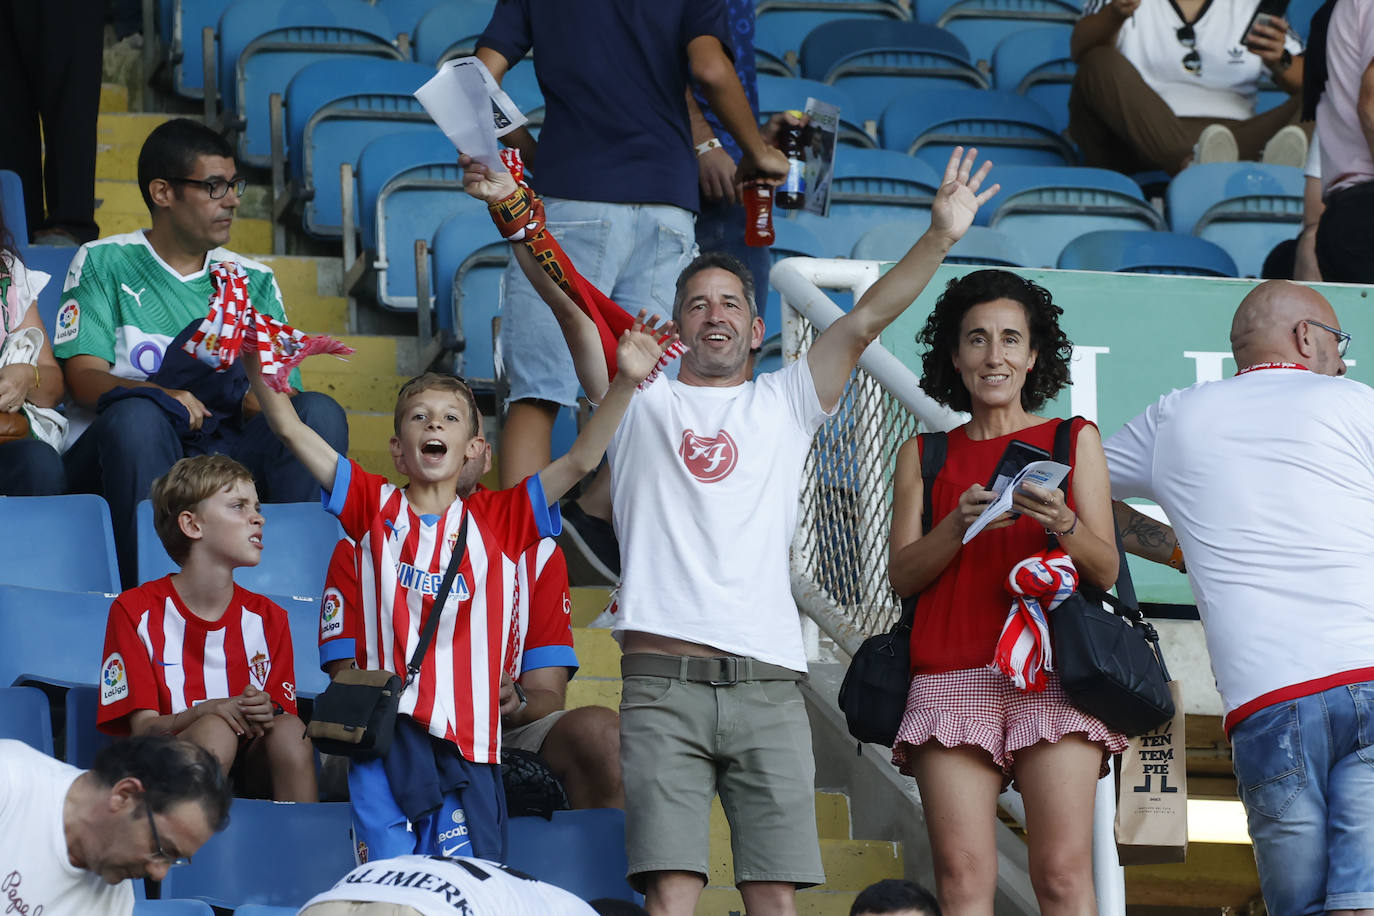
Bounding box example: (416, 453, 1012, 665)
(1176, 24, 1201, 74)
(1302, 319, 1352, 357)
(167, 176, 247, 199)
(143, 803, 192, 868)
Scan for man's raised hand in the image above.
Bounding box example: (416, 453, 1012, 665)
(929, 146, 999, 246)
(460, 154, 519, 204)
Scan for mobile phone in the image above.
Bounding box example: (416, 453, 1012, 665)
(1240, 0, 1289, 45)
(987, 440, 1051, 493)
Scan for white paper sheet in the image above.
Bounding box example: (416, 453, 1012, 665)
(962, 460, 1071, 543)
(413, 57, 508, 172)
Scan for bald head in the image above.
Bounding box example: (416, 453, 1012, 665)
(1230, 280, 1345, 376)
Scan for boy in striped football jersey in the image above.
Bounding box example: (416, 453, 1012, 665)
(244, 318, 671, 862)
(97, 454, 318, 803)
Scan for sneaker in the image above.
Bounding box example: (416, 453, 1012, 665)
(1193, 124, 1239, 165)
(558, 500, 620, 587)
(1261, 125, 1308, 169)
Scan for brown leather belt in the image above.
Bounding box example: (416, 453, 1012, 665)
(620, 653, 804, 684)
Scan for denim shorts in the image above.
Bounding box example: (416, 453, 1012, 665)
(499, 197, 696, 407)
(1230, 680, 1374, 915)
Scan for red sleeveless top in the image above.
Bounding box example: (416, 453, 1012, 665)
(906, 417, 1088, 674)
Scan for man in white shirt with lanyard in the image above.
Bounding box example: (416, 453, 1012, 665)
(1104, 280, 1374, 916)
(1069, 0, 1307, 173)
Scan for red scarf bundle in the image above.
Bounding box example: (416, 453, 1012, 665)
(182, 261, 354, 392)
(488, 150, 685, 389)
(993, 548, 1078, 691)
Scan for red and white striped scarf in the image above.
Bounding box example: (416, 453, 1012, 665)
(182, 261, 354, 392)
(491, 149, 686, 390)
(993, 548, 1078, 691)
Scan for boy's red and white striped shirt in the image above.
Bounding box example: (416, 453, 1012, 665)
(97, 576, 298, 734)
(326, 458, 558, 763)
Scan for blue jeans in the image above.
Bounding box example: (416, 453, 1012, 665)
(499, 197, 696, 407)
(0, 437, 64, 495)
(63, 391, 348, 587)
(1230, 681, 1374, 915)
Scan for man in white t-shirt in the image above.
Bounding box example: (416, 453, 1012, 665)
(1104, 280, 1374, 916)
(1069, 0, 1307, 174)
(1311, 0, 1374, 282)
(460, 148, 998, 916)
(0, 735, 231, 915)
(298, 855, 610, 915)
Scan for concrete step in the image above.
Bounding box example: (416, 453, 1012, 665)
(570, 586, 612, 627)
(571, 627, 618, 679)
(99, 83, 129, 114)
(251, 255, 349, 333)
(309, 335, 401, 377)
(93, 180, 272, 252)
(95, 114, 172, 181)
(565, 678, 621, 711)
(303, 371, 407, 414)
(706, 836, 901, 899)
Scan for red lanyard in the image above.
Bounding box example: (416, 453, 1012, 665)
(1236, 362, 1308, 376)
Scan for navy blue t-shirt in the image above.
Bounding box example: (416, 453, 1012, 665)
(478, 0, 731, 213)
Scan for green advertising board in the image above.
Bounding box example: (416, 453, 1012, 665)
(879, 266, 1374, 606)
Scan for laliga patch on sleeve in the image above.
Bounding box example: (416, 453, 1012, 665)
(320, 587, 344, 639)
(100, 652, 129, 706)
(53, 300, 80, 345)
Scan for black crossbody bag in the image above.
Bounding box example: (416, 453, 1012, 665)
(839, 432, 947, 747)
(308, 512, 470, 759)
(1047, 419, 1175, 737)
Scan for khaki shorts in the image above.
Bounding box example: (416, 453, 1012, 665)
(619, 674, 825, 889)
(502, 708, 568, 754)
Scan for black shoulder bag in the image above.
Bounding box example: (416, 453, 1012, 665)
(1046, 419, 1176, 736)
(839, 432, 947, 747)
(308, 512, 470, 759)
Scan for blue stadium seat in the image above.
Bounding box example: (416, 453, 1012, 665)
(755, 75, 874, 148)
(506, 809, 638, 902)
(412, 1, 500, 66)
(991, 26, 1075, 134)
(829, 148, 941, 222)
(171, 0, 236, 99)
(17, 245, 79, 340)
(756, 7, 901, 71)
(158, 800, 355, 908)
(0, 495, 120, 593)
(0, 686, 54, 755)
(354, 132, 486, 311)
(1165, 162, 1303, 277)
(133, 900, 216, 915)
(60, 684, 111, 769)
(1, 170, 27, 246)
(924, 0, 1079, 66)
(264, 593, 332, 699)
(979, 164, 1165, 267)
(374, 0, 452, 40)
(135, 499, 341, 600)
(760, 218, 836, 337)
(431, 210, 509, 388)
(157, 0, 175, 46)
(800, 19, 986, 125)
(1286, 0, 1326, 39)
(1057, 229, 1239, 277)
(0, 586, 111, 690)
(880, 89, 1075, 172)
(852, 222, 1030, 266)
(283, 58, 436, 238)
(791, 210, 887, 261)
(216, 0, 405, 166)
(230, 908, 298, 916)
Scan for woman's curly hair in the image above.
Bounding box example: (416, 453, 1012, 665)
(916, 269, 1072, 413)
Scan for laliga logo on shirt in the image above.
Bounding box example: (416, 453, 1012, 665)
(100, 653, 129, 706)
(679, 429, 738, 483)
(320, 587, 344, 639)
(53, 300, 80, 345)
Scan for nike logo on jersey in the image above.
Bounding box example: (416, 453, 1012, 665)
(120, 283, 147, 309)
(154, 657, 178, 667)
(441, 845, 462, 857)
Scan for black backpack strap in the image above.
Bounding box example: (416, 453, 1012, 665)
(919, 431, 947, 537)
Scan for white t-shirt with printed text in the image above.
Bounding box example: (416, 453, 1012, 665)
(1104, 367, 1374, 730)
(0, 740, 135, 916)
(608, 357, 833, 672)
(1081, 0, 1302, 120)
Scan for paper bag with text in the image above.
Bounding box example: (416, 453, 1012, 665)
(1115, 680, 1187, 865)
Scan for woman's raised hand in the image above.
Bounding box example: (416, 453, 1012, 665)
(929, 146, 1000, 246)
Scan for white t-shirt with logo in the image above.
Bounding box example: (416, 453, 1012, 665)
(301, 855, 597, 915)
(1104, 367, 1374, 730)
(608, 357, 833, 672)
(1081, 0, 1303, 120)
(1316, 0, 1374, 195)
(0, 740, 136, 916)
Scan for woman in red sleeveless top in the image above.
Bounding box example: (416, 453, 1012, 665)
(887, 270, 1126, 916)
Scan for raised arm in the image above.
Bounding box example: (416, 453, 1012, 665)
(805, 146, 999, 411)
(686, 35, 788, 185)
(1070, 0, 1137, 60)
(243, 349, 338, 488)
(536, 321, 675, 502)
